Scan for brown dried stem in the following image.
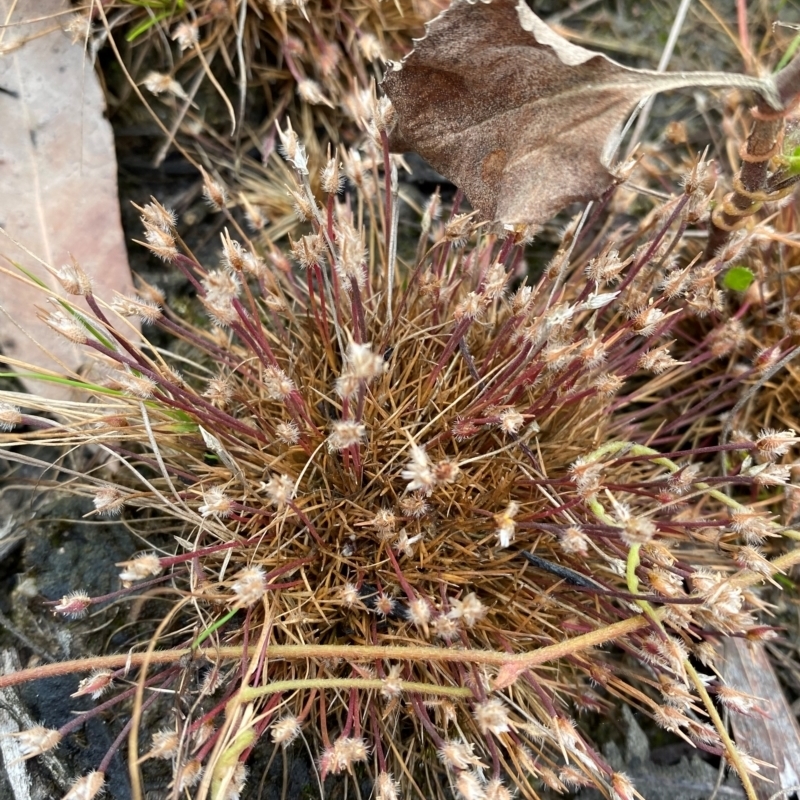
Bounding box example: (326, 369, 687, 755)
(704, 53, 800, 258)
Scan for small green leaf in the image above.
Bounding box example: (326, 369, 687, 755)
(723, 266, 754, 292)
(125, 10, 172, 42)
(776, 33, 800, 72)
(787, 145, 800, 176)
(774, 573, 796, 592)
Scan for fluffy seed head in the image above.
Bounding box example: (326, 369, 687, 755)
(432, 614, 459, 641)
(653, 703, 689, 733)
(175, 760, 203, 792)
(328, 420, 366, 451)
(138, 200, 175, 231)
(492, 504, 518, 546)
(455, 770, 486, 800)
(619, 514, 656, 546)
(62, 771, 105, 800)
(454, 291, 485, 321)
(438, 740, 484, 770)
(755, 428, 799, 460)
(631, 306, 666, 336)
(321, 154, 344, 195)
(733, 545, 779, 582)
(715, 685, 762, 716)
(559, 526, 589, 555)
(345, 341, 384, 381)
(401, 444, 436, 494)
(231, 566, 266, 608)
(406, 596, 432, 630)
(444, 212, 476, 247)
(498, 408, 524, 435)
(709, 318, 747, 358)
(368, 93, 395, 136)
(275, 421, 300, 444)
(144, 728, 179, 760)
(321, 737, 368, 776)
(71, 670, 114, 699)
(638, 342, 685, 374)
(746, 462, 790, 486)
(373, 592, 396, 617)
(447, 592, 486, 628)
(198, 486, 234, 518)
(8, 726, 62, 759)
(336, 223, 367, 287)
(142, 71, 186, 98)
(473, 697, 512, 736)
(381, 664, 404, 698)
(263, 366, 295, 401)
(290, 233, 326, 269)
(52, 259, 92, 296)
(220, 233, 247, 272)
(117, 552, 162, 584)
(399, 493, 429, 518)
(610, 772, 635, 800)
(262, 474, 294, 508)
(729, 509, 775, 545)
(585, 249, 624, 284)
(43, 309, 88, 344)
(297, 79, 333, 107)
(376, 772, 400, 800)
(433, 458, 460, 484)
(202, 170, 227, 210)
(171, 20, 198, 50)
(484, 779, 512, 800)
(482, 262, 508, 300)
(204, 376, 234, 408)
(271, 715, 302, 746)
(0, 401, 22, 431)
(667, 464, 700, 494)
(111, 293, 162, 324)
(53, 591, 92, 619)
(570, 458, 604, 497)
(279, 120, 309, 174)
(111, 371, 157, 399)
(142, 222, 178, 261)
(339, 582, 360, 607)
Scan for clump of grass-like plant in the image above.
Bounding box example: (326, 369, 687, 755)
(69, 0, 435, 236)
(2, 101, 800, 800)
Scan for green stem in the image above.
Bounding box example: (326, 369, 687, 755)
(585, 439, 769, 800)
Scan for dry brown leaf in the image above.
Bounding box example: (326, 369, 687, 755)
(723, 638, 800, 799)
(0, 0, 133, 399)
(382, 0, 778, 227)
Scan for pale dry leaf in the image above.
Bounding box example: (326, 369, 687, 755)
(382, 0, 778, 227)
(0, 651, 32, 800)
(0, 0, 133, 399)
(723, 638, 800, 799)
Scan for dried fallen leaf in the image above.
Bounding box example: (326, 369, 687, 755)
(723, 638, 800, 800)
(382, 0, 778, 227)
(0, 0, 133, 399)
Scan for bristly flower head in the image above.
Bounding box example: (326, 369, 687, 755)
(401, 443, 438, 494)
(62, 771, 105, 800)
(231, 566, 267, 608)
(6, 726, 62, 760)
(53, 591, 92, 619)
(0, 402, 22, 432)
